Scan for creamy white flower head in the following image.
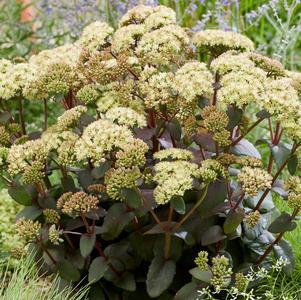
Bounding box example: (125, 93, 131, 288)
(56, 105, 87, 130)
(105, 107, 146, 128)
(263, 77, 301, 140)
(7, 139, 49, 176)
(111, 24, 146, 54)
(136, 25, 189, 65)
(118, 5, 153, 27)
(174, 61, 213, 103)
(154, 148, 194, 161)
(29, 44, 80, 68)
(218, 66, 267, 109)
(139, 67, 175, 109)
(144, 5, 176, 31)
(211, 51, 255, 75)
(0, 59, 12, 73)
(0, 62, 34, 100)
(192, 29, 254, 54)
(77, 21, 114, 53)
(75, 119, 134, 164)
(154, 160, 199, 205)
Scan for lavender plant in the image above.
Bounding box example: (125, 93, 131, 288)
(0, 5, 301, 299)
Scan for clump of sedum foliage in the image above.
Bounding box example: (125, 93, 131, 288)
(0, 5, 301, 299)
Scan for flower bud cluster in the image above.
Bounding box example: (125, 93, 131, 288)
(154, 148, 193, 161)
(198, 159, 227, 183)
(116, 139, 148, 168)
(57, 191, 99, 217)
(194, 251, 209, 270)
(56, 105, 87, 131)
(210, 256, 233, 292)
(15, 218, 41, 243)
(48, 224, 63, 245)
(43, 209, 60, 224)
(104, 167, 141, 201)
(245, 210, 261, 228)
(237, 167, 272, 196)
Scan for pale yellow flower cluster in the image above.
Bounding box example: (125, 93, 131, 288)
(77, 21, 114, 53)
(75, 119, 134, 164)
(237, 167, 272, 196)
(154, 148, 194, 161)
(153, 160, 199, 205)
(116, 138, 148, 168)
(0, 60, 33, 100)
(192, 29, 254, 54)
(174, 61, 213, 116)
(7, 139, 48, 177)
(56, 105, 87, 131)
(105, 166, 141, 201)
(105, 107, 146, 128)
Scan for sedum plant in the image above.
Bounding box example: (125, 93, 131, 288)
(0, 4, 301, 299)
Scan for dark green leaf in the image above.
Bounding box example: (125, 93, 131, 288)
(8, 184, 32, 205)
(174, 282, 200, 300)
(193, 132, 215, 152)
(114, 272, 136, 291)
(201, 225, 226, 246)
(199, 181, 227, 218)
(92, 161, 112, 179)
(223, 210, 244, 234)
(61, 175, 76, 192)
(121, 188, 141, 208)
(80, 234, 96, 258)
(256, 109, 271, 119)
(226, 106, 242, 130)
(88, 257, 109, 283)
(171, 196, 185, 214)
(0, 111, 11, 124)
(268, 213, 297, 234)
(231, 139, 261, 158)
(101, 203, 134, 240)
(167, 120, 181, 141)
(189, 268, 213, 283)
(288, 155, 298, 175)
(89, 284, 106, 300)
(272, 144, 291, 169)
(245, 191, 274, 213)
(58, 259, 81, 282)
(273, 239, 295, 276)
(77, 169, 93, 189)
(16, 206, 42, 220)
(146, 256, 176, 298)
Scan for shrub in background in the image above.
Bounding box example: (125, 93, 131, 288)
(0, 5, 301, 299)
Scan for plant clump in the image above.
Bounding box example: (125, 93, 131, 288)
(0, 4, 300, 299)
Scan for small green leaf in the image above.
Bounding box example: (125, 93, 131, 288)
(91, 161, 112, 179)
(114, 272, 136, 291)
(189, 267, 213, 283)
(268, 213, 297, 234)
(223, 210, 244, 234)
(80, 234, 96, 258)
(171, 196, 185, 214)
(288, 155, 298, 175)
(167, 120, 181, 141)
(8, 184, 32, 206)
(146, 256, 176, 298)
(58, 259, 81, 282)
(121, 188, 141, 208)
(88, 257, 109, 283)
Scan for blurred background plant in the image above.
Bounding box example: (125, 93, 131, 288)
(1, 0, 300, 68)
